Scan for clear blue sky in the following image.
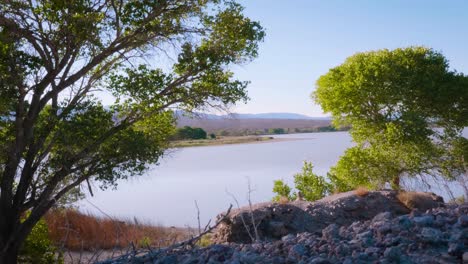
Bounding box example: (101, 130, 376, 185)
(228, 0, 468, 116)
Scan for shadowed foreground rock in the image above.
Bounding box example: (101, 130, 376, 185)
(100, 203, 467, 264)
(212, 190, 444, 243)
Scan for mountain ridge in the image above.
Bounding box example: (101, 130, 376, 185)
(175, 111, 331, 120)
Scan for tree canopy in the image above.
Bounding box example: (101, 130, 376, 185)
(174, 126, 207, 140)
(314, 47, 468, 194)
(0, 0, 264, 262)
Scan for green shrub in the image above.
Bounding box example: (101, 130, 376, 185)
(272, 180, 294, 201)
(19, 215, 63, 264)
(173, 126, 207, 140)
(294, 162, 332, 201)
(196, 234, 213, 247)
(138, 236, 152, 248)
(273, 161, 334, 202)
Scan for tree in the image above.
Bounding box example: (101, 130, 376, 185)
(314, 47, 468, 194)
(268, 128, 285, 134)
(192, 127, 207, 139)
(174, 126, 207, 140)
(0, 1, 264, 262)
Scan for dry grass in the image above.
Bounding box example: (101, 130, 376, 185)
(396, 191, 443, 211)
(277, 196, 290, 204)
(354, 187, 370, 197)
(44, 209, 190, 251)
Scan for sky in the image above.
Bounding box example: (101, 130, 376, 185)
(225, 0, 468, 116)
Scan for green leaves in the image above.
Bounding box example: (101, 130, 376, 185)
(314, 47, 468, 190)
(272, 162, 332, 202)
(272, 179, 293, 202)
(0, 1, 264, 261)
(294, 162, 332, 201)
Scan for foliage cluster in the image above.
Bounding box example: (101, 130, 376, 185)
(273, 162, 333, 202)
(313, 47, 468, 194)
(0, 0, 264, 262)
(173, 126, 208, 140)
(268, 128, 286, 134)
(19, 214, 62, 264)
(274, 47, 468, 202)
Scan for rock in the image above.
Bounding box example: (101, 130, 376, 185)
(420, 227, 442, 243)
(268, 221, 288, 237)
(413, 215, 434, 226)
(397, 215, 413, 229)
(156, 255, 178, 264)
(458, 204, 468, 214)
(376, 223, 393, 236)
(396, 191, 445, 211)
(100, 192, 459, 264)
(212, 190, 433, 243)
(458, 215, 468, 227)
(447, 242, 464, 257)
(288, 244, 306, 258)
(372, 212, 392, 223)
(383, 246, 402, 261)
(212, 202, 318, 243)
(321, 224, 340, 240)
(308, 257, 331, 264)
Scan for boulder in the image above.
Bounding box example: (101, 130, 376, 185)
(396, 191, 445, 211)
(212, 190, 444, 243)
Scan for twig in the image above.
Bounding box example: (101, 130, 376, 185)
(165, 204, 233, 250)
(194, 200, 201, 235)
(226, 189, 255, 242)
(246, 178, 260, 241)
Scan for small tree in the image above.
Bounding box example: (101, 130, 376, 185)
(0, 1, 264, 262)
(273, 162, 332, 202)
(314, 47, 468, 193)
(174, 126, 207, 140)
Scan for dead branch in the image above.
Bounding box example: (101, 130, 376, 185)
(246, 178, 260, 241)
(226, 190, 255, 242)
(194, 200, 201, 235)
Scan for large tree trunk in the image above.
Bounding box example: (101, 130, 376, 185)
(0, 244, 20, 264)
(0, 212, 38, 264)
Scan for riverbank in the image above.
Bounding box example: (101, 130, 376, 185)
(169, 136, 275, 148)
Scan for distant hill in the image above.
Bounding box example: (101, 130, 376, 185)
(174, 111, 334, 136)
(174, 111, 331, 120)
(227, 113, 330, 120)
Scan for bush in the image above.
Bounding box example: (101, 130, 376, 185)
(19, 215, 63, 264)
(272, 180, 294, 202)
(294, 162, 332, 201)
(273, 162, 334, 202)
(268, 128, 285, 134)
(173, 126, 207, 140)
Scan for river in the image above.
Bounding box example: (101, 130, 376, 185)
(77, 131, 464, 227)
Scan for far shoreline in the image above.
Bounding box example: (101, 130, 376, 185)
(169, 135, 278, 148)
(168, 131, 348, 148)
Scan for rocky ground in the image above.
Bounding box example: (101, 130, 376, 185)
(99, 192, 467, 264)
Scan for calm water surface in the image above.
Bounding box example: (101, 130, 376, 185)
(78, 132, 352, 226)
(77, 131, 465, 227)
